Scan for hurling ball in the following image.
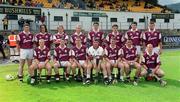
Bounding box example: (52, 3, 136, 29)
(5, 74, 15, 81)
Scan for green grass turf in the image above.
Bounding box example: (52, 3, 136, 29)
(0, 50, 180, 102)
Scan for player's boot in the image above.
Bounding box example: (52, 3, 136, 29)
(30, 78, 35, 85)
(159, 80, 167, 87)
(118, 76, 124, 82)
(85, 78, 91, 85)
(17, 75, 23, 82)
(133, 77, 139, 86)
(55, 74, 60, 82)
(104, 77, 109, 85)
(124, 76, 131, 83)
(46, 75, 51, 84)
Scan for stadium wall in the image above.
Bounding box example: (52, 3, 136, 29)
(0, 7, 180, 31)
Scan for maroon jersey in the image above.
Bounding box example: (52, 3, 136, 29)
(125, 29, 142, 46)
(17, 31, 34, 49)
(106, 32, 124, 48)
(34, 46, 50, 62)
(121, 45, 138, 61)
(143, 29, 161, 47)
(72, 45, 87, 60)
(105, 45, 120, 60)
(70, 32, 86, 46)
(54, 46, 71, 61)
(53, 32, 69, 47)
(35, 33, 52, 49)
(88, 30, 104, 46)
(141, 51, 161, 69)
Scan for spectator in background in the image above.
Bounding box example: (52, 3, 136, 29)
(18, 0, 23, 5)
(2, 16, 8, 31)
(0, 32, 7, 60)
(18, 17, 24, 31)
(47, 0, 52, 3)
(7, 31, 19, 63)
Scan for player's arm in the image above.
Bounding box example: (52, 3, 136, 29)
(141, 56, 148, 70)
(158, 33, 163, 54)
(45, 50, 51, 65)
(103, 48, 110, 62)
(16, 34, 20, 52)
(142, 32, 146, 52)
(153, 55, 161, 73)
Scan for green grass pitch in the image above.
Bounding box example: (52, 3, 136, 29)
(0, 50, 180, 102)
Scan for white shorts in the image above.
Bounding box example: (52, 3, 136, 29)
(110, 60, 116, 65)
(135, 46, 141, 55)
(153, 47, 160, 54)
(78, 60, 85, 66)
(59, 61, 70, 67)
(20, 49, 33, 59)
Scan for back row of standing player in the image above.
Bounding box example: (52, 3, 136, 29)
(16, 21, 164, 85)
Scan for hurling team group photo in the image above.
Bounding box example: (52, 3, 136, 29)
(0, 0, 180, 102)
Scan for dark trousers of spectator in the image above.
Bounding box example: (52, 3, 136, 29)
(3, 25, 8, 30)
(0, 45, 6, 59)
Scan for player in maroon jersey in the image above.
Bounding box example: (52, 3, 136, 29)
(106, 24, 125, 79)
(53, 25, 69, 47)
(106, 24, 125, 48)
(70, 25, 86, 46)
(29, 39, 52, 84)
(71, 37, 93, 84)
(141, 44, 166, 86)
(34, 24, 53, 49)
(16, 23, 34, 82)
(143, 21, 162, 54)
(121, 39, 141, 85)
(104, 38, 124, 84)
(88, 22, 105, 47)
(53, 38, 74, 81)
(125, 22, 142, 55)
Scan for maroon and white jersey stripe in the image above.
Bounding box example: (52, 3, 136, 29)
(34, 46, 50, 62)
(17, 31, 34, 49)
(54, 46, 72, 61)
(143, 29, 161, 47)
(35, 32, 53, 49)
(70, 32, 86, 46)
(141, 51, 161, 69)
(105, 45, 120, 60)
(106, 32, 124, 48)
(121, 45, 138, 61)
(125, 29, 142, 46)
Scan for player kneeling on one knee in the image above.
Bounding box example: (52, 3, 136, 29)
(121, 39, 141, 85)
(140, 44, 166, 86)
(103, 37, 124, 84)
(29, 39, 52, 84)
(53, 38, 74, 81)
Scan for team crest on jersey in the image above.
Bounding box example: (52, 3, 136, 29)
(152, 57, 155, 60)
(43, 51, 46, 54)
(64, 50, 67, 53)
(98, 34, 100, 36)
(154, 33, 157, 36)
(117, 36, 119, 39)
(39, 36, 41, 39)
(38, 51, 40, 54)
(23, 36, 26, 39)
(132, 50, 134, 53)
(46, 35, 48, 38)
(81, 49, 84, 52)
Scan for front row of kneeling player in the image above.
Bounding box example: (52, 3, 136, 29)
(29, 37, 166, 86)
